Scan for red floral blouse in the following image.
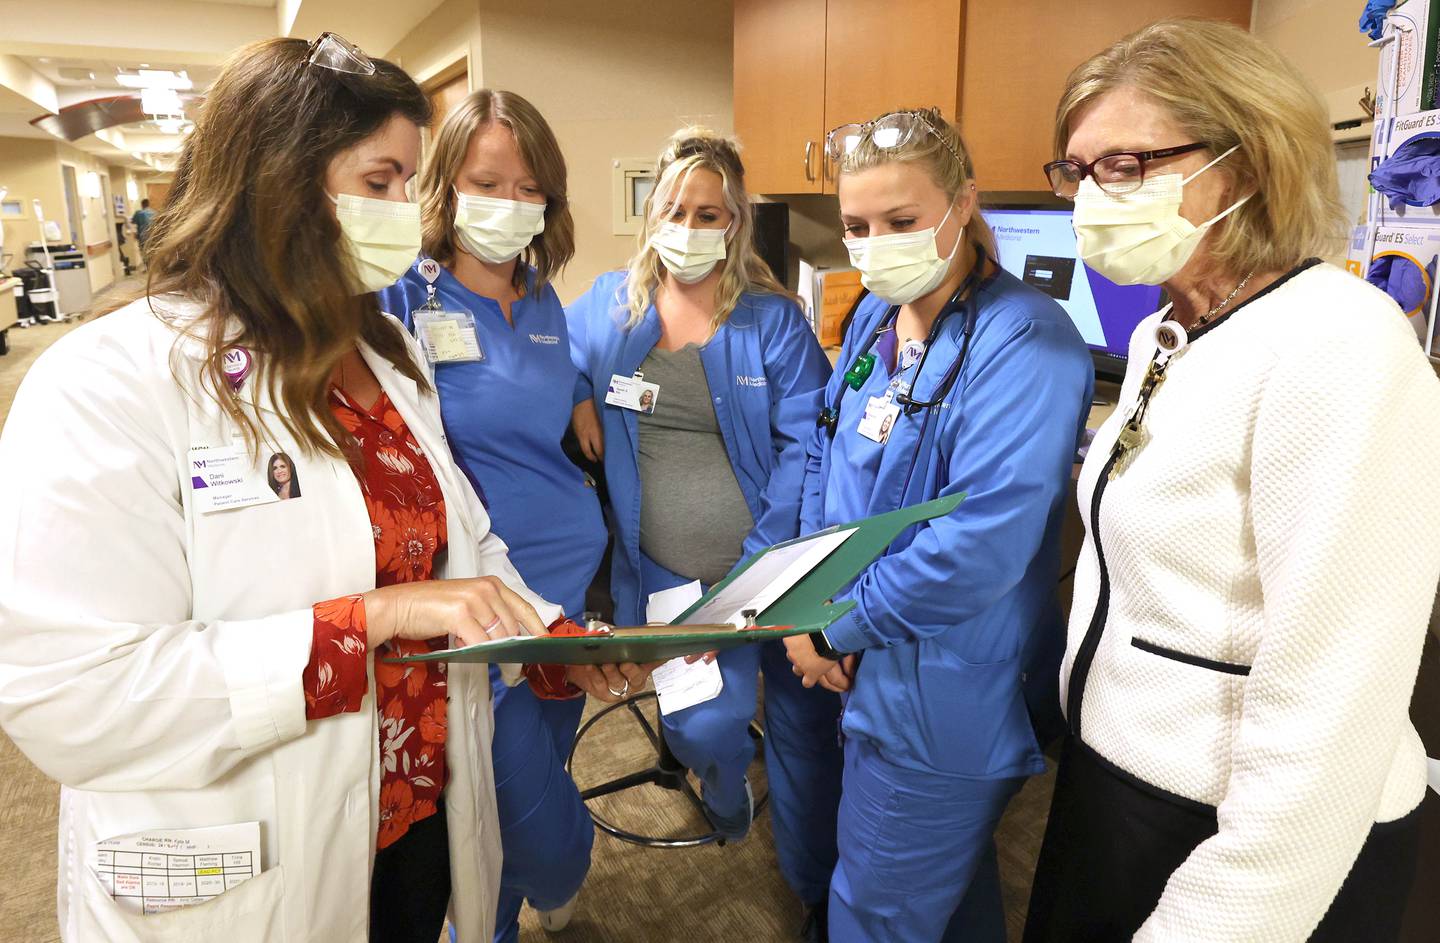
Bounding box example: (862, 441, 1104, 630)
(302, 388, 449, 851)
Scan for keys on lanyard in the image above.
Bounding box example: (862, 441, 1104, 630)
(1109, 319, 1186, 480)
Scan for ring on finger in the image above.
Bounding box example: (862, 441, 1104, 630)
(481, 617, 502, 637)
(606, 679, 630, 699)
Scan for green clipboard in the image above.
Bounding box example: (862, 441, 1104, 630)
(393, 491, 964, 665)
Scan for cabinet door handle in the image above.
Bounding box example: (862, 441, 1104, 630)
(804, 141, 816, 182)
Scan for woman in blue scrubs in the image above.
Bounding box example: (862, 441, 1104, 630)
(567, 129, 838, 934)
(377, 89, 606, 941)
(784, 108, 1094, 942)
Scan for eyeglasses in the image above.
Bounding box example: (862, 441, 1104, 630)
(825, 110, 965, 169)
(307, 32, 376, 76)
(1043, 142, 1211, 199)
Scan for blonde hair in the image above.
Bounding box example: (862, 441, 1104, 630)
(419, 89, 575, 292)
(1054, 18, 1346, 276)
(623, 127, 794, 331)
(837, 107, 996, 262)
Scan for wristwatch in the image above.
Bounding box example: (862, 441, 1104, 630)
(809, 629, 841, 660)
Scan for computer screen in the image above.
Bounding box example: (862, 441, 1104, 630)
(982, 205, 1164, 379)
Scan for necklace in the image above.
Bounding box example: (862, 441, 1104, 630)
(1196, 270, 1255, 327)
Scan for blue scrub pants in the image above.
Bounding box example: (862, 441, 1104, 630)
(487, 666, 592, 943)
(660, 640, 844, 904)
(639, 553, 844, 905)
(829, 737, 1022, 943)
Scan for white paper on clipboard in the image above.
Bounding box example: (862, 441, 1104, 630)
(685, 527, 858, 628)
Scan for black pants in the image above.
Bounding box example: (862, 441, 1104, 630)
(371, 804, 452, 943)
(1024, 736, 1422, 943)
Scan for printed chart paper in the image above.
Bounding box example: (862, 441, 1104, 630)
(94, 822, 262, 915)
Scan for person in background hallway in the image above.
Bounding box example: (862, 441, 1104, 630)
(567, 128, 837, 940)
(131, 197, 155, 264)
(787, 106, 1092, 943)
(0, 34, 651, 943)
(1024, 19, 1440, 943)
(377, 88, 608, 940)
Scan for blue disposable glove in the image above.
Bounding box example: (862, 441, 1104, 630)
(1369, 136, 1440, 209)
(1366, 251, 1435, 315)
(1360, 0, 1399, 40)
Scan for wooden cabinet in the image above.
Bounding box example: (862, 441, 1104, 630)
(821, 0, 965, 187)
(734, 0, 1251, 195)
(735, 0, 964, 194)
(734, 0, 828, 193)
(960, 0, 1252, 191)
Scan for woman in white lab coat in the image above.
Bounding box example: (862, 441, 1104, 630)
(0, 35, 646, 943)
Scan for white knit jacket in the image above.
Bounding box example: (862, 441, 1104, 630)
(1060, 262, 1440, 942)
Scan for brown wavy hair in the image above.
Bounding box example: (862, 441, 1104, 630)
(418, 89, 575, 293)
(107, 37, 433, 457)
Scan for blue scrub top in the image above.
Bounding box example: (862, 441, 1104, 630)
(567, 271, 831, 625)
(802, 266, 1094, 778)
(378, 260, 607, 619)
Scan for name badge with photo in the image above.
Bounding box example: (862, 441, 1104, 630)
(188, 445, 287, 513)
(605, 373, 661, 414)
(857, 395, 900, 445)
(414, 310, 485, 364)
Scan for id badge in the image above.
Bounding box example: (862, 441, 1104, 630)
(605, 373, 661, 414)
(857, 394, 900, 445)
(188, 443, 281, 513)
(414, 309, 485, 364)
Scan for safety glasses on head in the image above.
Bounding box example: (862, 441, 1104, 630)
(1043, 142, 1211, 199)
(825, 110, 964, 168)
(307, 32, 376, 76)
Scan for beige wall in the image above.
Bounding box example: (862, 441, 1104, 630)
(386, 0, 734, 302)
(1252, 0, 1377, 112)
(475, 0, 734, 301)
(386, 0, 480, 89)
(0, 137, 66, 255)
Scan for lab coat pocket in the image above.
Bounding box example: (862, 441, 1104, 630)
(82, 863, 286, 942)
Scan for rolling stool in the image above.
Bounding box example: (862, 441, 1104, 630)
(566, 689, 769, 848)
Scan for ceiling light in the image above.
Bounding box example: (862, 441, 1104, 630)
(141, 87, 185, 119)
(117, 69, 192, 90)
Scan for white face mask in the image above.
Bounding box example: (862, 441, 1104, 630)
(453, 190, 546, 265)
(650, 222, 728, 284)
(331, 193, 422, 294)
(1071, 144, 1250, 286)
(844, 202, 962, 305)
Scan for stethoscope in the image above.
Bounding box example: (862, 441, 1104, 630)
(817, 244, 991, 438)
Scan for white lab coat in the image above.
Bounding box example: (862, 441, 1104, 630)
(0, 295, 562, 942)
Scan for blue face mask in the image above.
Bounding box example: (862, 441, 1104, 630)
(1366, 251, 1435, 315)
(1369, 136, 1440, 210)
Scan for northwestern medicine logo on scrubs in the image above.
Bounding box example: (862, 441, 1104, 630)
(528, 333, 560, 345)
(736, 375, 768, 388)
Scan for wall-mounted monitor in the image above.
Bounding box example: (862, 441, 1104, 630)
(983, 203, 1165, 381)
